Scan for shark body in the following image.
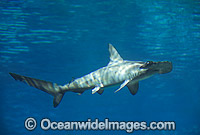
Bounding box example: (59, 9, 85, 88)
(9, 44, 172, 107)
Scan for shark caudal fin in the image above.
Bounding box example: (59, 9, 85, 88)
(9, 72, 64, 108)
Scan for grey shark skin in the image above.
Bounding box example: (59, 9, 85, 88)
(9, 44, 172, 107)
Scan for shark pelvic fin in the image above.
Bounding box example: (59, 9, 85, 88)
(108, 43, 123, 65)
(92, 86, 101, 94)
(97, 89, 104, 95)
(114, 80, 130, 93)
(92, 82, 104, 94)
(127, 81, 139, 95)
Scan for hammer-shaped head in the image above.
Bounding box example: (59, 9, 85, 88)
(140, 61, 172, 74)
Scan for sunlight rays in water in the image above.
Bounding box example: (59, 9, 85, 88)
(0, 1, 200, 134)
(134, 0, 200, 79)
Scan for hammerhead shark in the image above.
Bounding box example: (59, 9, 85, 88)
(9, 44, 172, 107)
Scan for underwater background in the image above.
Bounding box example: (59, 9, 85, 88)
(0, 0, 200, 134)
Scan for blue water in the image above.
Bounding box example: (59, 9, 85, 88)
(1, 0, 200, 134)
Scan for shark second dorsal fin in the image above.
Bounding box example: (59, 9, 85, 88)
(108, 44, 123, 65)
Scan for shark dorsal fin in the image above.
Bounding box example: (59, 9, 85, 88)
(108, 44, 123, 65)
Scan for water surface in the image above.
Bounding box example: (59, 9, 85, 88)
(0, 0, 200, 134)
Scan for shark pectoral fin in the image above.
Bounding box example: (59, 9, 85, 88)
(97, 89, 104, 95)
(127, 81, 139, 95)
(114, 80, 130, 93)
(92, 86, 101, 94)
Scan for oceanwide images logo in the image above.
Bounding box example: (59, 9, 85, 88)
(24, 117, 176, 133)
(25, 117, 37, 131)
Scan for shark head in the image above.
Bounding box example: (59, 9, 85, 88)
(140, 61, 172, 74)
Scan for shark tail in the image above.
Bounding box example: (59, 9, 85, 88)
(9, 72, 64, 108)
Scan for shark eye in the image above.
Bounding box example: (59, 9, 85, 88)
(140, 61, 153, 69)
(146, 61, 153, 65)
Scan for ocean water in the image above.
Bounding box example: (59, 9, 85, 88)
(0, 0, 200, 134)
